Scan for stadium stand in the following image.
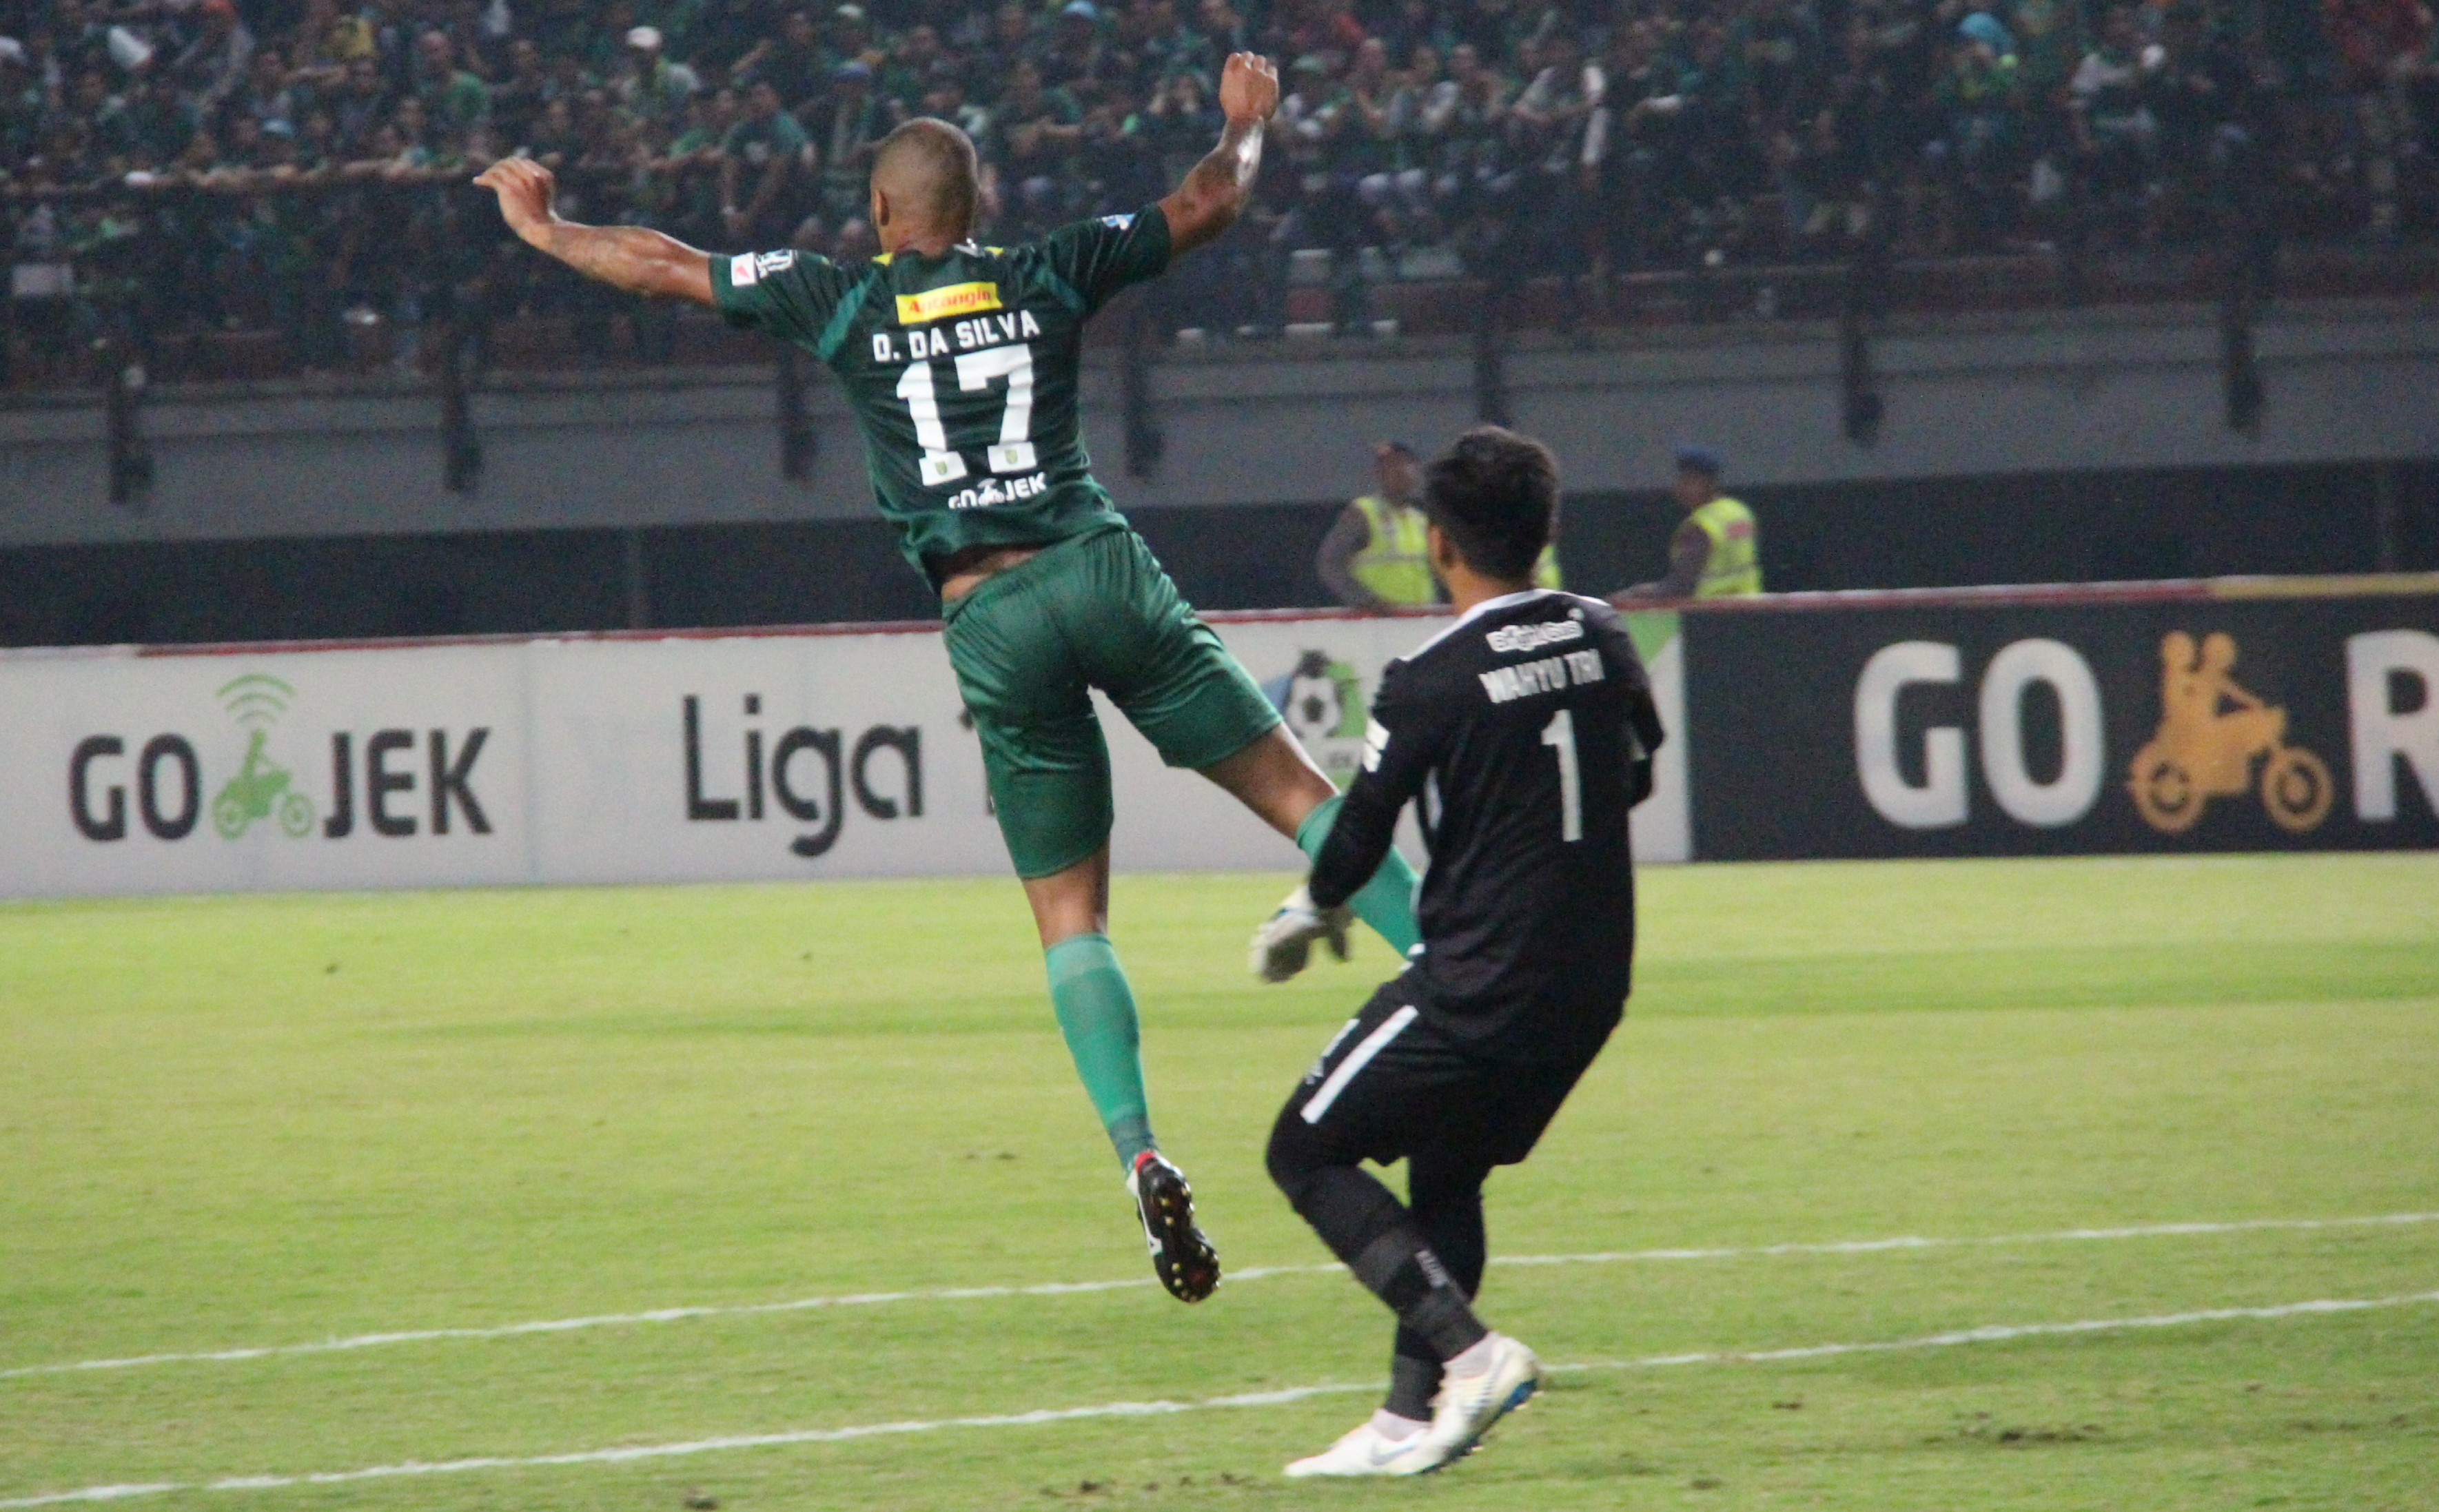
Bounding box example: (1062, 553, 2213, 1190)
(6, 0, 2439, 384)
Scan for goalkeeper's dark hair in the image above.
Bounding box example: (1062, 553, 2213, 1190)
(1421, 426, 1559, 581)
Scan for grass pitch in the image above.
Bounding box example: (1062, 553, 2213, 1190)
(2, 854, 2436, 1511)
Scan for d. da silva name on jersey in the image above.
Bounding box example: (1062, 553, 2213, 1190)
(874, 308, 1045, 362)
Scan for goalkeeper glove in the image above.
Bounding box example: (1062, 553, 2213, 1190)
(1248, 883, 1353, 983)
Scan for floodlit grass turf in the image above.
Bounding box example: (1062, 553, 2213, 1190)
(1, 853, 2435, 1511)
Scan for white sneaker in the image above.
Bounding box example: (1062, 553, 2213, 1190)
(1283, 1420, 1434, 1478)
(1412, 1333, 1541, 1471)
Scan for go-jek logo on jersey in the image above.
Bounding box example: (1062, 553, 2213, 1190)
(728, 250, 795, 287)
(1263, 651, 1368, 788)
(1486, 618, 1584, 655)
(947, 474, 1048, 510)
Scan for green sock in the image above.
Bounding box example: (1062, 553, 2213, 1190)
(1044, 933, 1156, 1168)
(1296, 795, 1422, 958)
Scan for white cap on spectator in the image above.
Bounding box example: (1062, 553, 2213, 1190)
(107, 25, 154, 71)
(626, 25, 663, 50)
(0, 37, 26, 68)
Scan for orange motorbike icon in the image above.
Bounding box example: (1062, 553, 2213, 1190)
(2128, 631, 2332, 834)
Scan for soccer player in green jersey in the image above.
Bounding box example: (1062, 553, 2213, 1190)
(475, 53, 1423, 1302)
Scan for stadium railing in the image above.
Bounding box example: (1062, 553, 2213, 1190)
(8, 170, 2439, 394)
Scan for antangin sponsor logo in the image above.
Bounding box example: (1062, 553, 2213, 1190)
(894, 280, 1002, 325)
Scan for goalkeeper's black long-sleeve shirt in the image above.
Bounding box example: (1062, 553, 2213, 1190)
(1310, 589, 1664, 1063)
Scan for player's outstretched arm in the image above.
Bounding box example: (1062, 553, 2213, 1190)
(1159, 52, 1278, 257)
(475, 156, 714, 307)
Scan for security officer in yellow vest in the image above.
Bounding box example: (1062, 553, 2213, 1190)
(1317, 440, 1562, 609)
(1608, 444, 1763, 604)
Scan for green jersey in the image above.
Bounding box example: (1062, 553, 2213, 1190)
(710, 206, 1174, 580)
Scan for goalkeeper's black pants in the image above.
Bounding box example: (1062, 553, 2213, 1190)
(1265, 982, 1605, 1420)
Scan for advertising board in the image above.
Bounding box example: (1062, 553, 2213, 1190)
(1683, 583, 2438, 859)
(13, 575, 2419, 899)
(0, 605, 1691, 899)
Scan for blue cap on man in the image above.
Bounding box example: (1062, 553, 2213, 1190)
(1673, 444, 1724, 477)
(1959, 11, 2014, 52)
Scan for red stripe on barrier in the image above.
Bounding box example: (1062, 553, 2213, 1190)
(119, 620, 953, 660)
(1666, 580, 2220, 613)
(0, 573, 2423, 664)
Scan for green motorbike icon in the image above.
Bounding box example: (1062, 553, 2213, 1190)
(213, 730, 315, 839)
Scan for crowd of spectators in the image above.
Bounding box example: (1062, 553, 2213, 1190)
(6, 0, 2439, 374)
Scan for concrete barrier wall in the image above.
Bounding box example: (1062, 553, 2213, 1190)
(6, 300, 2436, 547)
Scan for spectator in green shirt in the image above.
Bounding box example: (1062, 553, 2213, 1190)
(877, 22, 944, 117)
(810, 59, 886, 230)
(993, 57, 1086, 232)
(661, 85, 736, 244)
(721, 77, 810, 245)
(413, 30, 490, 134)
(638, 0, 708, 60)
(737, 10, 833, 108)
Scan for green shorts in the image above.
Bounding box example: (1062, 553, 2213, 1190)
(943, 524, 1283, 879)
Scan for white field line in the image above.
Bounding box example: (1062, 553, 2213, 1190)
(5, 1210, 2433, 1385)
(4, 1289, 2434, 1509)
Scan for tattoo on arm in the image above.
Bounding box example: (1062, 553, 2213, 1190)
(1162, 116, 1265, 256)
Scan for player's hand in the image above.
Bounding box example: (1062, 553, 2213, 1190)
(1249, 883, 1352, 983)
(1219, 52, 1280, 126)
(473, 156, 558, 248)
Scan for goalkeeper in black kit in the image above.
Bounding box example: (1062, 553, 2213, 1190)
(1248, 426, 1665, 1477)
